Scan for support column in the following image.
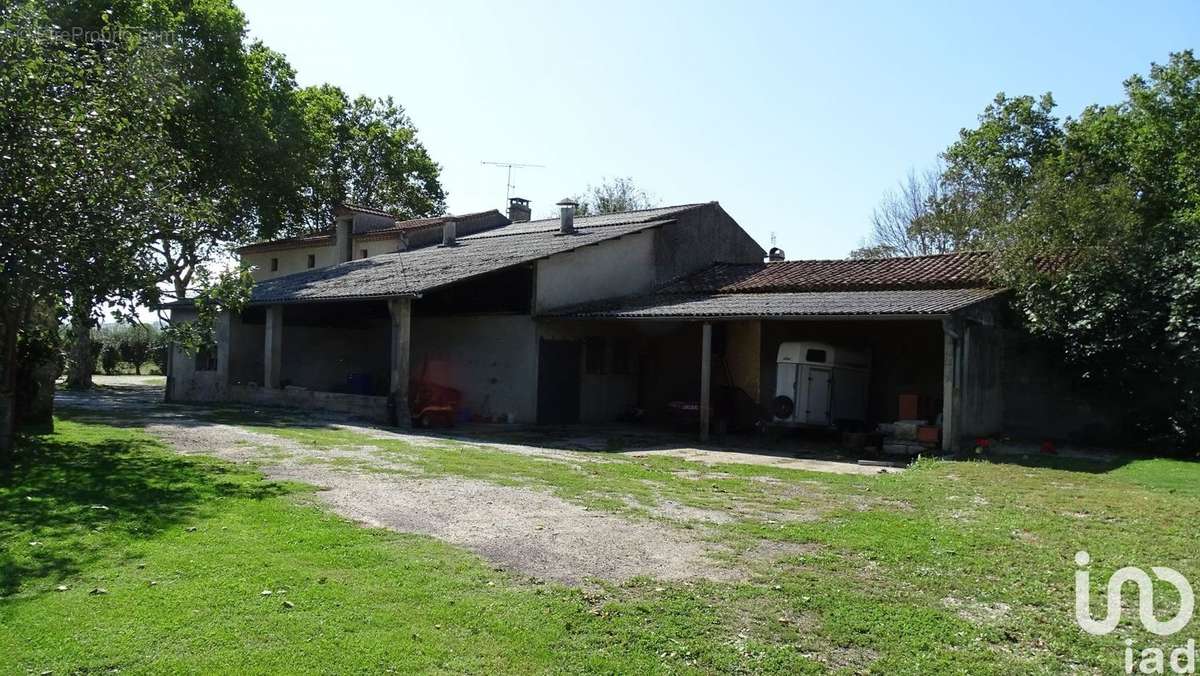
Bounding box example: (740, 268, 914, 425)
(264, 304, 283, 389)
(388, 298, 412, 428)
(700, 322, 712, 442)
(215, 311, 232, 395)
(941, 317, 962, 452)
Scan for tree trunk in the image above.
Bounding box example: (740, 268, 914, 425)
(0, 311, 19, 456)
(65, 301, 94, 390)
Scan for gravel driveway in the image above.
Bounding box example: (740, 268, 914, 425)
(57, 381, 755, 584)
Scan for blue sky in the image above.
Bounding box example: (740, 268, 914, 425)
(240, 0, 1198, 259)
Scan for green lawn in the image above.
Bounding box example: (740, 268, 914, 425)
(2, 417, 1198, 674)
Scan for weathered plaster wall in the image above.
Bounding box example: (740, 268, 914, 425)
(411, 314, 538, 422)
(242, 245, 337, 281)
(534, 230, 656, 313)
(650, 205, 765, 285)
(725, 320, 762, 404)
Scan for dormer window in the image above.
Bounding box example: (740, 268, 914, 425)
(360, 249, 369, 259)
(270, 257, 279, 272)
(307, 254, 316, 268)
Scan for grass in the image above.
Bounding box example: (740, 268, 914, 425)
(4, 412, 1199, 673)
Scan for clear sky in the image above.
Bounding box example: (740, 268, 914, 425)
(238, 0, 1198, 260)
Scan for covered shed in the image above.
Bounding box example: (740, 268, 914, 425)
(543, 252, 1011, 451)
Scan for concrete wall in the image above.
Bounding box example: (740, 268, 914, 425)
(725, 321, 762, 404)
(958, 320, 1004, 438)
(227, 385, 389, 423)
(534, 230, 656, 313)
(537, 320, 646, 423)
(280, 322, 391, 395)
(411, 314, 538, 422)
(650, 204, 765, 285)
(998, 328, 1118, 443)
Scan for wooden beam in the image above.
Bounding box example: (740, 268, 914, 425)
(388, 298, 413, 428)
(700, 322, 712, 442)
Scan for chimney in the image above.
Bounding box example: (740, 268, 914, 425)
(508, 197, 531, 223)
(441, 216, 458, 247)
(334, 215, 354, 263)
(767, 247, 785, 262)
(556, 198, 577, 235)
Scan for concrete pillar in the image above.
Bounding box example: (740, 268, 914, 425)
(941, 317, 962, 452)
(388, 298, 413, 428)
(700, 322, 712, 442)
(215, 311, 232, 395)
(264, 304, 283, 389)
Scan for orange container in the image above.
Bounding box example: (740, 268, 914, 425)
(917, 425, 941, 444)
(898, 394, 920, 420)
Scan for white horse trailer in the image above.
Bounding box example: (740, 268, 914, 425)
(771, 342, 871, 428)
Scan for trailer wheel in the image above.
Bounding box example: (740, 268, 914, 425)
(771, 395, 795, 420)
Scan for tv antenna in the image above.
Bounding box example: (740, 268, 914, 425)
(481, 160, 545, 202)
(770, 231, 777, 247)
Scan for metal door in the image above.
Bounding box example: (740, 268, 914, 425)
(804, 367, 832, 425)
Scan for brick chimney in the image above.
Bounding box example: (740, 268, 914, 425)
(508, 197, 531, 223)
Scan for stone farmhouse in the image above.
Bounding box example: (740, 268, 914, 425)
(165, 198, 1108, 450)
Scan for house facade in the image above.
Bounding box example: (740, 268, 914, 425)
(166, 198, 1111, 450)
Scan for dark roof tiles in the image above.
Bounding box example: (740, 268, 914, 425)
(665, 251, 997, 293)
(550, 288, 1006, 319)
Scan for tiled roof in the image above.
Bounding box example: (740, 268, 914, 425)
(545, 251, 1004, 320)
(467, 204, 707, 239)
(237, 209, 508, 253)
(663, 251, 997, 293)
(548, 288, 1006, 319)
(354, 210, 507, 239)
(243, 205, 705, 304)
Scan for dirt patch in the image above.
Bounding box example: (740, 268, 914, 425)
(942, 595, 1012, 624)
(283, 472, 741, 584)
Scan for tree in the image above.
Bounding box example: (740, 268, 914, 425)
(991, 52, 1200, 447)
(872, 51, 1200, 448)
(570, 177, 656, 217)
(850, 168, 973, 258)
(0, 2, 180, 451)
(293, 86, 446, 231)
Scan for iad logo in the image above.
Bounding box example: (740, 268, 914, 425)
(1075, 551, 1196, 674)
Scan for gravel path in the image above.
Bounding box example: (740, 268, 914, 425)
(57, 383, 747, 584)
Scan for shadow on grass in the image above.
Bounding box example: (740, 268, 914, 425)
(0, 422, 288, 598)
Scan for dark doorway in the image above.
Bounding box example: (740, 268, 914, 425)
(537, 338, 581, 424)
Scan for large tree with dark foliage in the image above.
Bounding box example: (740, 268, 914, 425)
(859, 51, 1200, 448)
(0, 2, 180, 451)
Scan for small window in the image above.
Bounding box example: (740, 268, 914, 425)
(611, 339, 631, 374)
(360, 249, 369, 259)
(585, 337, 606, 374)
(270, 257, 279, 272)
(805, 348, 827, 363)
(195, 345, 217, 372)
(306, 254, 316, 268)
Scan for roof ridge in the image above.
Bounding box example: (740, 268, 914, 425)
(769, 250, 994, 265)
